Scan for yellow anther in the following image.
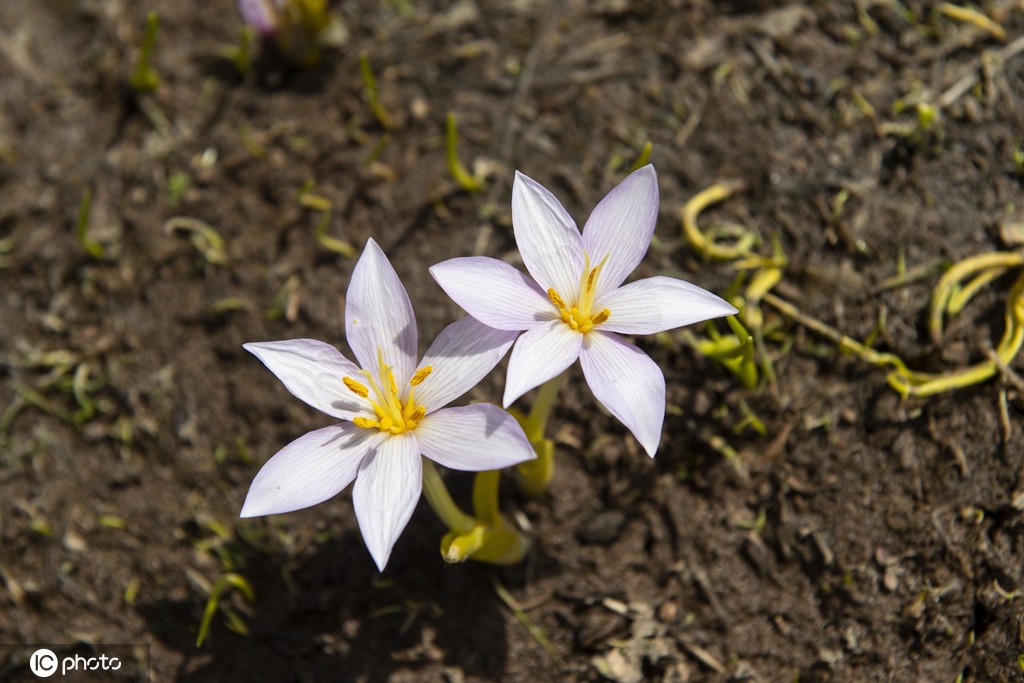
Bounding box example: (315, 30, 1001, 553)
(547, 288, 567, 310)
(343, 376, 369, 398)
(549, 252, 613, 335)
(410, 366, 433, 386)
(351, 349, 432, 435)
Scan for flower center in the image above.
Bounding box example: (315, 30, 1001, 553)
(344, 351, 432, 435)
(547, 251, 611, 335)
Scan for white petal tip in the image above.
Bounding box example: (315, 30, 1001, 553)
(238, 503, 261, 518)
(501, 389, 523, 409)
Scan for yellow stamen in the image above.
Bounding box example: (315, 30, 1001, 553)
(351, 350, 432, 435)
(590, 309, 610, 326)
(343, 376, 369, 398)
(547, 251, 613, 335)
(547, 288, 567, 310)
(410, 366, 433, 386)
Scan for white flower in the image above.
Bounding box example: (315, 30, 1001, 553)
(430, 165, 736, 457)
(241, 238, 534, 571)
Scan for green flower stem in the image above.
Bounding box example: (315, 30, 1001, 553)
(515, 374, 564, 496)
(421, 458, 475, 535)
(472, 470, 501, 525)
(522, 374, 564, 442)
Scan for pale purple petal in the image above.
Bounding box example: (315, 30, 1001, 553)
(243, 339, 369, 420)
(512, 171, 584, 298)
(240, 424, 381, 517)
(581, 165, 659, 301)
(579, 331, 665, 458)
(238, 0, 279, 34)
(429, 256, 554, 331)
(503, 320, 583, 407)
(413, 317, 519, 413)
(596, 276, 737, 335)
(416, 404, 535, 471)
(345, 239, 418, 385)
(352, 434, 422, 571)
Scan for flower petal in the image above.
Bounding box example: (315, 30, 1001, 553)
(579, 331, 665, 457)
(243, 339, 369, 420)
(416, 404, 535, 471)
(581, 164, 659, 301)
(503, 320, 582, 407)
(346, 238, 418, 385)
(429, 256, 554, 331)
(352, 434, 422, 571)
(596, 276, 737, 335)
(414, 317, 519, 413)
(512, 171, 584, 298)
(240, 424, 380, 517)
(237, 0, 278, 34)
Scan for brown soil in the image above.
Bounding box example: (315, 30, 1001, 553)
(2, 1, 1024, 681)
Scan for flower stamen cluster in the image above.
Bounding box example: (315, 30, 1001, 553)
(346, 352, 432, 435)
(547, 252, 611, 334)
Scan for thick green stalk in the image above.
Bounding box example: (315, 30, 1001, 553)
(521, 374, 564, 442)
(421, 458, 475, 535)
(472, 470, 501, 524)
(515, 374, 564, 496)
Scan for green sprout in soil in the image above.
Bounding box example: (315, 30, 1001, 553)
(164, 217, 227, 265)
(196, 572, 255, 647)
(362, 133, 391, 167)
(935, 3, 1006, 41)
(238, 124, 267, 159)
(630, 142, 653, 171)
(604, 140, 652, 176)
(221, 26, 256, 76)
(0, 233, 12, 269)
(76, 189, 104, 260)
(682, 181, 760, 261)
(360, 54, 396, 130)
(4, 349, 117, 435)
(880, 100, 944, 152)
(167, 171, 192, 208)
(446, 112, 485, 192)
(492, 576, 563, 665)
(208, 297, 252, 317)
(129, 12, 161, 94)
(265, 275, 300, 322)
(680, 180, 1024, 401)
(297, 179, 355, 257)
